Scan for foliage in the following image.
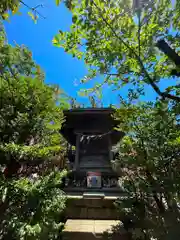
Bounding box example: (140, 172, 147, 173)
(0, 0, 19, 18)
(0, 170, 67, 240)
(0, 26, 67, 239)
(0, 25, 65, 146)
(114, 99, 180, 239)
(54, 0, 180, 102)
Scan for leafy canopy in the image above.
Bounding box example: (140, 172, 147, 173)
(54, 0, 180, 102)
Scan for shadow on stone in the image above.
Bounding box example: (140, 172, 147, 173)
(102, 222, 131, 240)
(63, 220, 130, 240)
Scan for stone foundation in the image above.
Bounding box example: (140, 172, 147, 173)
(63, 195, 129, 240)
(65, 196, 119, 220)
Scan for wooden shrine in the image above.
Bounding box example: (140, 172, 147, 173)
(60, 108, 124, 193)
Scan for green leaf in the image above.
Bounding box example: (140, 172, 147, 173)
(56, 0, 61, 6)
(2, 13, 9, 20)
(52, 35, 60, 46)
(2, 187, 7, 202)
(72, 15, 78, 23)
(12, 4, 20, 15)
(28, 11, 38, 24)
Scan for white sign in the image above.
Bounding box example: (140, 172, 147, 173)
(87, 172, 101, 188)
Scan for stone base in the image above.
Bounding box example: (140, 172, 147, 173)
(65, 196, 120, 220)
(63, 219, 128, 240)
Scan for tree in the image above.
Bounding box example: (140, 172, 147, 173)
(0, 26, 67, 239)
(53, 0, 180, 102)
(114, 99, 180, 239)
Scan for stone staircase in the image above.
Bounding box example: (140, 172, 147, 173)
(62, 194, 129, 240)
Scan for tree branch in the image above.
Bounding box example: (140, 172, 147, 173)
(137, 9, 141, 58)
(157, 39, 180, 78)
(105, 72, 120, 76)
(156, 39, 180, 66)
(91, 0, 180, 102)
(19, 1, 46, 19)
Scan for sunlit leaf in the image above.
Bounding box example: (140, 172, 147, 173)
(2, 13, 9, 20)
(56, 0, 61, 6)
(12, 4, 20, 15)
(28, 11, 38, 24)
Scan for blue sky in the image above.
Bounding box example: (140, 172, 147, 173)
(4, 0, 170, 106)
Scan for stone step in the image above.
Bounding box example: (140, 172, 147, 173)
(63, 219, 129, 240)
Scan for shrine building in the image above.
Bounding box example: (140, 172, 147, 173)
(60, 107, 124, 194)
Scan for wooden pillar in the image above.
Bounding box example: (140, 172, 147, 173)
(108, 135, 113, 161)
(74, 133, 81, 170)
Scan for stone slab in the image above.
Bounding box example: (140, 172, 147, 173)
(83, 192, 105, 199)
(63, 219, 129, 240)
(63, 219, 122, 233)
